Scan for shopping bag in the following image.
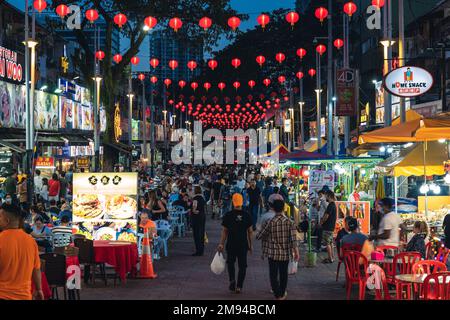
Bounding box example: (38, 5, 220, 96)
(210, 252, 226, 275)
(204, 232, 209, 244)
(288, 260, 298, 275)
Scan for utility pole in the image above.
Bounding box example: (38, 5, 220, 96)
(298, 74, 305, 149)
(398, 0, 406, 123)
(326, 0, 333, 155)
(128, 75, 133, 171)
(316, 50, 322, 152)
(141, 79, 147, 163)
(343, 13, 350, 150)
(24, 0, 33, 205)
(150, 82, 155, 177)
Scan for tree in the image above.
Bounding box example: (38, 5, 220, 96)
(50, 0, 245, 169)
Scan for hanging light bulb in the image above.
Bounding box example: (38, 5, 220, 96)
(387, 147, 394, 153)
(419, 184, 430, 194)
(379, 146, 386, 152)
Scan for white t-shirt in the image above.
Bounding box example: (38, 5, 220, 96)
(34, 175, 43, 193)
(377, 211, 403, 246)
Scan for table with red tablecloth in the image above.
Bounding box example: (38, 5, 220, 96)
(93, 241, 138, 282)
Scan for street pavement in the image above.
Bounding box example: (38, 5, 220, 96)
(82, 214, 348, 300)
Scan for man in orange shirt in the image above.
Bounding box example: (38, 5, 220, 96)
(0, 204, 43, 300)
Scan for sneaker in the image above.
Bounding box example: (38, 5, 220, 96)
(235, 288, 242, 294)
(229, 281, 236, 292)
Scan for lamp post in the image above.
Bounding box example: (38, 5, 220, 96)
(140, 77, 147, 163)
(149, 81, 155, 177)
(92, 76, 102, 172)
(380, 39, 395, 126)
(332, 96, 339, 155)
(127, 75, 134, 171)
(162, 109, 168, 164)
(326, 0, 333, 156)
(315, 89, 323, 150)
(289, 107, 294, 151)
(298, 102, 305, 149)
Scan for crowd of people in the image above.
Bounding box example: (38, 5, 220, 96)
(0, 162, 449, 300)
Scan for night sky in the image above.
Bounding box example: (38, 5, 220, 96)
(6, 0, 296, 70)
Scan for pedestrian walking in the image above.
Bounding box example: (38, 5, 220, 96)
(256, 199, 299, 300)
(217, 193, 253, 293)
(191, 186, 206, 256)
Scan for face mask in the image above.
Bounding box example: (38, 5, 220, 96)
(5, 198, 12, 204)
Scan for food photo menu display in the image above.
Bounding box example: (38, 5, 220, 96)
(72, 173, 138, 243)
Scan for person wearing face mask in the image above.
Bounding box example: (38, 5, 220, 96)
(369, 198, 406, 248)
(3, 170, 18, 205)
(315, 190, 328, 252)
(3, 194, 13, 205)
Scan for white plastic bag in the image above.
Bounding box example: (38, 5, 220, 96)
(210, 252, 226, 275)
(288, 261, 298, 275)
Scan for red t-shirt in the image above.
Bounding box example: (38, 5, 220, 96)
(48, 179, 60, 197)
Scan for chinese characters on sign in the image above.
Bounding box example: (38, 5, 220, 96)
(34, 157, 55, 167)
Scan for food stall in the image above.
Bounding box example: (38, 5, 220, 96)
(34, 156, 56, 179)
(72, 172, 138, 242)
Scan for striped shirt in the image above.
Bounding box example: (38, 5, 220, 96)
(51, 226, 72, 247)
(256, 214, 298, 261)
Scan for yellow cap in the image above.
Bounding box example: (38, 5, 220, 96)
(232, 193, 243, 207)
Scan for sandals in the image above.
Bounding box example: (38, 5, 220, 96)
(322, 258, 334, 264)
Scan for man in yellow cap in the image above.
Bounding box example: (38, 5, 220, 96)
(217, 193, 253, 294)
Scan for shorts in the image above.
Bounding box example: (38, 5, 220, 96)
(322, 231, 334, 246)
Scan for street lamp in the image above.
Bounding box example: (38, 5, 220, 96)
(298, 102, 305, 149)
(92, 76, 102, 171)
(162, 110, 168, 164)
(380, 39, 395, 126)
(315, 89, 323, 152)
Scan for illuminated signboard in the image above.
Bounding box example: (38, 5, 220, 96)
(384, 66, 434, 98)
(34, 156, 55, 168)
(0, 46, 22, 82)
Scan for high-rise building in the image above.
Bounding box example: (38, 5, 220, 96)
(149, 30, 203, 89)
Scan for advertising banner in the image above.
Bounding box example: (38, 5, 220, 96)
(76, 157, 90, 169)
(334, 201, 371, 236)
(59, 96, 73, 129)
(0, 81, 26, 128)
(82, 105, 93, 131)
(375, 81, 411, 124)
(34, 156, 55, 168)
(308, 170, 336, 191)
(384, 66, 434, 98)
(34, 90, 58, 131)
(72, 173, 138, 242)
(336, 68, 357, 116)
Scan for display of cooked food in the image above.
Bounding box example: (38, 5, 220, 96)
(106, 195, 137, 219)
(73, 194, 105, 220)
(118, 232, 137, 243)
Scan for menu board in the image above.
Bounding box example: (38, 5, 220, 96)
(34, 90, 58, 131)
(308, 170, 336, 191)
(334, 201, 371, 236)
(0, 81, 26, 128)
(59, 96, 73, 129)
(82, 105, 93, 130)
(72, 173, 138, 242)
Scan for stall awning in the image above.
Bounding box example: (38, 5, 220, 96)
(304, 138, 327, 153)
(259, 144, 290, 157)
(0, 140, 25, 153)
(358, 120, 421, 144)
(280, 150, 331, 162)
(376, 141, 448, 177)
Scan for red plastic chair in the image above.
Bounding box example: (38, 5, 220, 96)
(344, 250, 368, 300)
(336, 243, 363, 282)
(390, 252, 422, 300)
(425, 242, 434, 260)
(412, 260, 447, 299)
(436, 247, 450, 265)
(367, 264, 391, 300)
(422, 272, 450, 300)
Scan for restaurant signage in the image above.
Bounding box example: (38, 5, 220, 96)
(384, 66, 434, 98)
(34, 156, 55, 168)
(0, 47, 22, 82)
(308, 170, 336, 191)
(336, 68, 357, 116)
(284, 119, 291, 133)
(72, 173, 138, 242)
(76, 157, 90, 169)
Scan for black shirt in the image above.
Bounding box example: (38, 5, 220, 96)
(193, 195, 206, 218)
(222, 209, 252, 252)
(212, 182, 222, 200)
(443, 214, 450, 247)
(247, 187, 261, 206)
(322, 201, 337, 232)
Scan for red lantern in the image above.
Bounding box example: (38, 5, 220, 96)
(316, 44, 327, 56)
(275, 52, 286, 64)
(187, 60, 197, 72)
(233, 81, 241, 90)
(248, 80, 256, 89)
(263, 79, 271, 87)
(334, 38, 344, 50)
(138, 73, 145, 81)
(231, 58, 241, 69)
(164, 79, 172, 87)
(344, 2, 357, 17)
(285, 11, 299, 27)
(257, 14, 270, 29)
(278, 76, 286, 84)
(55, 4, 69, 18)
(144, 16, 158, 29)
(113, 54, 122, 64)
(308, 68, 316, 77)
(372, 0, 385, 9)
(315, 7, 328, 23)
(218, 82, 226, 91)
(149, 58, 159, 69)
(178, 80, 187, 89)
(256, 55, 266, 67)
(114, 13, 127, 28)
(296, 71, 304, 79)
(296, 48, 307, 60)
(199, 17, 212, 30)
(33, 0, 47, 13)
(191, 82, 199, 91)
(169, 17, 182, 32)
(228, 16, 241, 31)
(130, 56, 140, 65)
(204, 82, 211, 91)
(168, 60, 178, 70)
(150, 76, 158, 84)
(95, 50, 105, 61)
(85, 9, 99, 23)
(208, 59, 218, 71)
